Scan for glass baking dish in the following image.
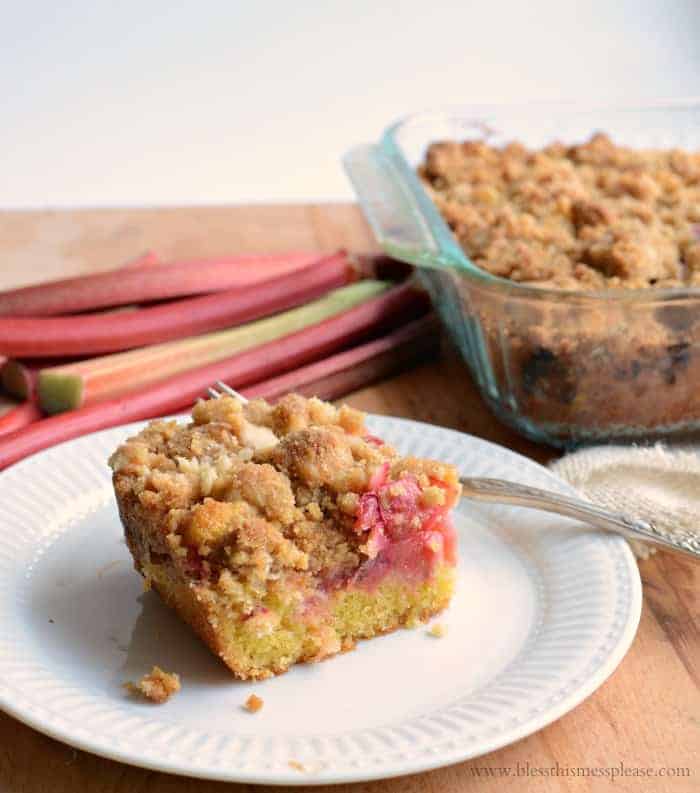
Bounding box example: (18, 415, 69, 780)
(343, 102, 700, 448)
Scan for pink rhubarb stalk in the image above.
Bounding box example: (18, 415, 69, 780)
(37, 281, 389, 413)
(0, 253, 354, 357)
(0, 251, 325, 316)
(243, 314, 439, 402)
(1, 359, 40, 400)
(0, 251, 160, 397)
(0, 283, 428, 470)
(0, 402, 43, 437)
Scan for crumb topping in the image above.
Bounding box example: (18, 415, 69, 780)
(110, 394, 460, 602)
(420, 133, 700, 290)
(125, 666, 180, 703)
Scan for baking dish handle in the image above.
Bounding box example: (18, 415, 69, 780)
(343, 144, 445, 268)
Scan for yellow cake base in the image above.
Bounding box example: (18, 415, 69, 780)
(143, 560, 455, 680)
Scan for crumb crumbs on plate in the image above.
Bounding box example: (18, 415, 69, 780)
(428, 622, 447, 638)
(243, 693, 264, 713)
(125, 666, 180, 703)
(288, 760, 306, 772)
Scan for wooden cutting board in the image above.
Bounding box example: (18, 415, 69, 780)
(0, 204, 697, 793)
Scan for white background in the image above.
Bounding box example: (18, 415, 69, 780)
(1, 0, 698, 208)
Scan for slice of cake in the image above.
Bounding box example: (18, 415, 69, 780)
(110, 394, 461, 680)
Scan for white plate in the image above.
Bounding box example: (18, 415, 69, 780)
(0, 416, 641, 785)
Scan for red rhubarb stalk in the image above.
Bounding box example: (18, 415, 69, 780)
(1, 357, 85, 400)
(0, 252, 324, 316)
(0, 283, 428, 469)
(243, 314, 439, 402)
(0, 251, 160, 398)
(0, 401, 43, 437)
(37, 281, 389, 413)
(1, 359, 39, 400)
(0, 253, 354, 357)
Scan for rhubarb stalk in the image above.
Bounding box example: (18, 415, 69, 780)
(0, 251, 160, 398)
(0, 253, 354, 357)
(0, 252, 324, 316)
(38, 280, 390, 413)
(1, 359, 39, 400)
(0, 283, 428, 469)
(243, 314, 439, 402)
(0, 402, 43, 437)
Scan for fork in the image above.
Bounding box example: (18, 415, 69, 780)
(207, 381, 700, 561)
(207, 381, 250, 404)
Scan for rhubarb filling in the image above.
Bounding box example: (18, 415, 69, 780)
(111, 393, 461, 679)
(336, 465, 457, 591)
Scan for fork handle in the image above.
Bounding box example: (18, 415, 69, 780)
(460, 477, 700, 561)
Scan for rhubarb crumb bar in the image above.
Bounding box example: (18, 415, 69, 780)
(417, 133, 700, 440)
(110, 394, 461, 680)
(420, 133, 700, 290)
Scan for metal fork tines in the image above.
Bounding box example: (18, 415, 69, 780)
(207, 381, 249, 404)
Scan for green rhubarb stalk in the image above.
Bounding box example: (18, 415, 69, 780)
(38, 280, 389, 414)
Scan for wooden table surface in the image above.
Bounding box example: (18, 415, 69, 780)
(0, 205, 698, 792)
